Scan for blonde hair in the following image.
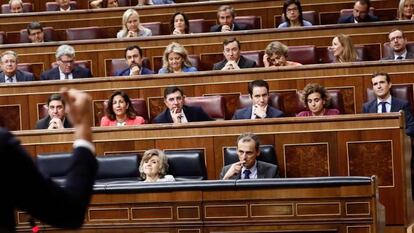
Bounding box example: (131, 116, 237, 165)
(334, 34, 358, 63)
(162, 42, 193, 73)
(265, 41, 289, 57)
(139, 149, 169, 180)
(398, 0, 414, 20)
(118, 9, 146, 38)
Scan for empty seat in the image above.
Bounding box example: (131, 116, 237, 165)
(105, 57, 151, 76)
(185, 95, 226, 120)
(189, 19, 208, 33)
(234, 16, 261, 30)
(36, 153, 73, 185)
(0, 31, 5, 44)
(223, 145, 278, 166)
(46, 1, 77, 11)
(241, 51, 264, 67)
(164, 150, 207, 181)
(141, 22, 162, 36)
(19, 27, 55, 43)
(287, 45, 317, 65)
(96, 154, 140, 184)
(1, 3, 33, 13)
(366, 84, 414, 115)
(66, 27, 102, 41)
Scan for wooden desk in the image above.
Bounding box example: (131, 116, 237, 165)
(14, 113, 414, 230)
(15, 177, 384, 233)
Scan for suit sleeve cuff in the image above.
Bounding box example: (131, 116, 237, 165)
(73, 139, 95, 154)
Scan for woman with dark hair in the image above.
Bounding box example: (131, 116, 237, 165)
(277, 0, 312, 28)
(297, 83, 340, 116)
(100, 90, 145, 126)
(170, 12, 190, 35)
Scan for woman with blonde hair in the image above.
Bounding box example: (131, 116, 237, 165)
(117, 9, 152, 38)
(139, 149, 175, 182)
(398, 0, 414, 20)
(263, 41, 302, 67)
(297, 83, 340, 116)
(329, 34, 358, 63)
(158, 42, 197, 73)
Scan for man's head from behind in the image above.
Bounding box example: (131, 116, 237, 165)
(388, 29, 407, 54)
(248, 80, 270, 108)
(9, 0, 23, 13)
(223, 37, 241, 62)
(217, 5, 235, 27)
(56, 44, 76, 74)
(163, 86, 185, 113)
(353, 0, 370, 22)
(27, 21, 44, 43)
(47, 93, 66, 120)
(0, 50, 18, 77)
(371, 72, 392, 100)
(124, 45, 143, 68)
(236, 132, 260, 169)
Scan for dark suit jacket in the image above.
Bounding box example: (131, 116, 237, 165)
(232, 105, 284, 120)
(219, 160, 279, 179)
(115, 67, 154, 76)
(362, 97, 414, 136)
(0, 70, 35, 83)
(40, 66, 92, 80)
(210, 23, 248, 32)
(35, 116, 73, 129)
(383, 51, 414, 60)
(213, 56, 256, 70)
(153, 105, 214, 123)
(0, 128, 97, 231)
(337, 14, 379, 23)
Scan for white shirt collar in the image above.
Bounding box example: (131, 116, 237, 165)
(394, 50, 407, 60)
(5, 74, 17, 83)
(59, 67, 73, 80)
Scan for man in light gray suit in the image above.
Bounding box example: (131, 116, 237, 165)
(0, 50, 35, 83)
(220, 133, 279, 180)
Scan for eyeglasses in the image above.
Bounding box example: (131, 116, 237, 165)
(59, 59, 74, 65)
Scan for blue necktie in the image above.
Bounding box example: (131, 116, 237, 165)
(381, 102, 387, 113)
(243, 170, 251, 179)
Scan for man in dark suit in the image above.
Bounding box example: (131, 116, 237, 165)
(362, 72, 414, 136)
(153, 86, 214, 123)
(36, 93, 73, 129)
(27, 21, 47, 43)
(0, 50, 35, 83)
(0, 88, 97, 232)
(220, 133, 279, 179)
(233, 79, 284, 119)
(337, 0, 378, 23)
(383, 29, 414, 60)
(210, 5, 248, 32)
(115, 45, 154, 76)
(41, 44, 92, 80)
(213, 38, 256, 70)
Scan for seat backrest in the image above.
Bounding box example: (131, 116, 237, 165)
(366, 84, 414, 114)
(105, 57, 151, 76)
(185, 95, 226, 120)
(339, 7, 375, 18)
(223, 145, 277, 166)
(295, 89, 345, 114)
(100, 98, 149, 123)
(241, 51, 263, 67)
(189, 19, 208, 33)
(20, 27, 55, 43)
(234, 16, 261, 29)
(141, 22, 162, 36)
(1, 2, 33, 13)
(287, 45, 317, 65)
(0, 31, 4, 44)
(237, 93, 283, 112)
(66, 27, 102, 41)
(96, 154, 139, 180)
(46, 1, 77, 11)
(164, 150, 207, 180)
(383, 41, 414, 59)
(36, 153, 73, 178)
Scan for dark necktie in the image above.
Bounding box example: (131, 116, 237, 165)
(380, 102, 387, 113)
(396, 56, 403, 60)
(7, 77, 13, 83)
(243, 169, 251, 179)
(64, 73, 69, 79)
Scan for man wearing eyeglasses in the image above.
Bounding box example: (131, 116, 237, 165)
(0, 50, 34, 83)
(41, 44, 92, 80)
(383, 29, 414, 60)
(153, 86, 213, 123)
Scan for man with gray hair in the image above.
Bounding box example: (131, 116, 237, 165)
(220, 132, 279, 180)
(0, 50, 34, 83)
(41, 44, 92, 80)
